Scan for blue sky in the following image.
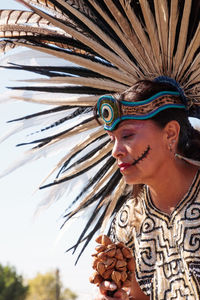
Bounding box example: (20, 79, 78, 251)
(0, 1, 96, 299)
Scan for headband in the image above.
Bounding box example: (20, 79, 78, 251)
(97, 91, 186, 131)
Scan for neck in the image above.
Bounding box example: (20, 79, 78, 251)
(148, 159, 199, 214)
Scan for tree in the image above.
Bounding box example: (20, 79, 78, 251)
(0, 263, 28, 300)
(26, 269, 77, 300)
(61, 288, 77, 300)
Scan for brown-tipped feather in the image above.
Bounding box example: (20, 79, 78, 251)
(168, 0, 179, 75)
(177, 23, 200, 81)
(139, 0, 162, 74)
(173, 1, 192, 76)
(154, 0, 169, 73)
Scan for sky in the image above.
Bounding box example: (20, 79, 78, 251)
(0, 1, 97, 299)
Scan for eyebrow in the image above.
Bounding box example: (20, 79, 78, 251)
(107, 127, 136, 138)
(118, 124, 139, 131)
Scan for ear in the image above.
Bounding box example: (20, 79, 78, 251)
(163, 120, 180, 151)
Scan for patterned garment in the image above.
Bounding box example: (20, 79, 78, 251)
(110, 170, 200, 299)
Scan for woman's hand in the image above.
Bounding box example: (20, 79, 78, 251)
(94, 281, 130, 300)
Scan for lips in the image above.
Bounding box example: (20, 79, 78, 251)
(118, 163, 132, 172)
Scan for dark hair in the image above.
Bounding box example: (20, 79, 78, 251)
(116, 80, 200, 161)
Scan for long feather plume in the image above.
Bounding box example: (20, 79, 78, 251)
(154, 0, 169, 73)
(173, 0, 192, 76)
(139, 0, 162, 73)
(0, 0, 200, 259)
(168, 0, 179, 75)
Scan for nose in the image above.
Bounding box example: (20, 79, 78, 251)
(111, 139, 126, 159)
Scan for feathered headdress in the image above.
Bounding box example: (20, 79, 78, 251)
(0, 0, 200, 261)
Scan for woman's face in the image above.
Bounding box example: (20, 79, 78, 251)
(107, 119, 169, 185)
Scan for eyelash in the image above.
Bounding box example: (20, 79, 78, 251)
(109, 134, 134, 143)
(122, 134, 134, 139)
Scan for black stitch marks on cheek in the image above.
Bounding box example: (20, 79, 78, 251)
(132, 145, 151, 166)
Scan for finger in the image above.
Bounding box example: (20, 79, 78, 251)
(99, 281, 117, 295)
(113, 288, 129, 299)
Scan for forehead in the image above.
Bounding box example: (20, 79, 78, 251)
(106, 119, 147, 135)
(107, 119, 163, 137)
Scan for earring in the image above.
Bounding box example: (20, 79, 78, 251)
(169, 140, 176, 152)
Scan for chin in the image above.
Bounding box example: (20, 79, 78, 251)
(123, 174, 143, 185)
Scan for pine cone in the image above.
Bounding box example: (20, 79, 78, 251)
(90, 234, 134, 289)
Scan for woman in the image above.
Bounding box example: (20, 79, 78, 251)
(94, 79, 200, 299)
(0, 1, 199, 299)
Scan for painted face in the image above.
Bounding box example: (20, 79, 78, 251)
(107, 119, 167, 185)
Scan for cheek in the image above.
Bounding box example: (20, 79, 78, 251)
(146, 145, 166, 170)
(127, 131, 164, 160)
(138, 144, 163, 168)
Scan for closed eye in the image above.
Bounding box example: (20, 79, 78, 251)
(123, 134, 134, 139)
